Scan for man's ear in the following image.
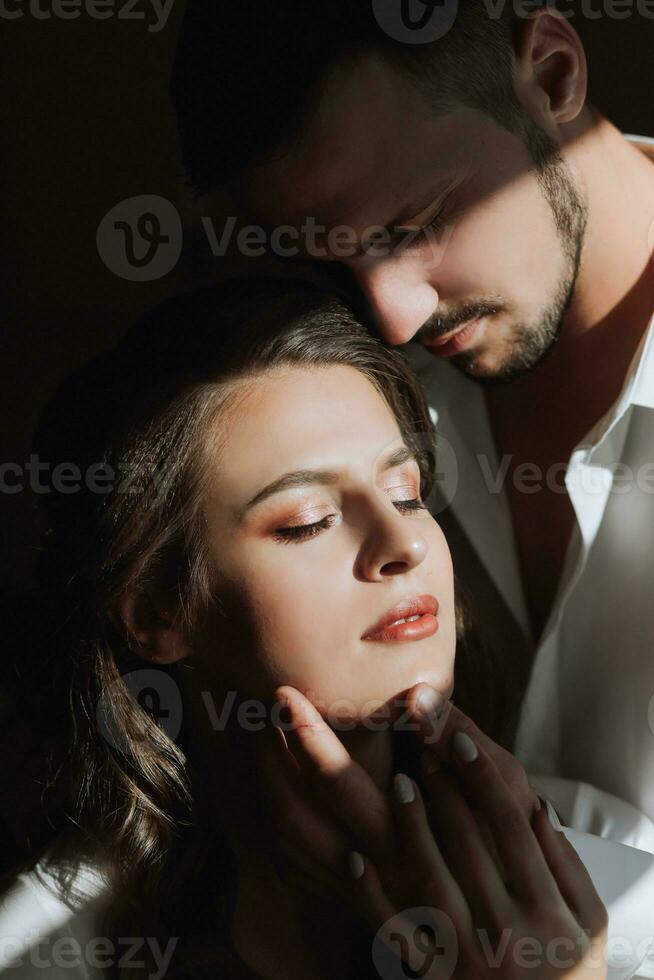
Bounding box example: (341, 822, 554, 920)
(513, 7, 588, 126)
(108, 589, 192, 665)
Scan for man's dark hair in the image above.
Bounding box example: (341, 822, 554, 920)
(170, 1, 541, 199)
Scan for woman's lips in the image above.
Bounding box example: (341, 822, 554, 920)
(362, 594, 439, 643)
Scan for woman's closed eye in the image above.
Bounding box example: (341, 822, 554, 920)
(272, 495, 427, 545)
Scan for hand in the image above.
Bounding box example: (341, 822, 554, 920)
(254, 684, 399, 900)
(418, 693, 541, 824)
(415, 693, 543, 881)
(255, 682, 540, 901)
(348, 739, 608, 980)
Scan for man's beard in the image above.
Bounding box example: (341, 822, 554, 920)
(450, 121, 589, 386)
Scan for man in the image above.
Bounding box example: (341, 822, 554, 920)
(170, 2, 654, 975)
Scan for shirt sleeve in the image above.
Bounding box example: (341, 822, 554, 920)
(531, 774, 654, 980)
(0, 862, 111, 979)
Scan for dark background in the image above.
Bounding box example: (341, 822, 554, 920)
(2, 4, 654, 591)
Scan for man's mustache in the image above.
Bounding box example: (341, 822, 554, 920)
(416, 301, 504, 344)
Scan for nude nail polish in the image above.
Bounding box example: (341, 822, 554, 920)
(348, 850, 365, 879)
(545, 800, 564, 832)
(453, 731, 478, 763)
(394, 772, 415, 804)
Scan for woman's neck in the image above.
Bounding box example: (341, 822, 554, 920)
(178, 662, 396, 825)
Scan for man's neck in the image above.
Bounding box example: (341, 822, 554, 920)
(480, 115, 654, 643)
(488, 110, 654, 442)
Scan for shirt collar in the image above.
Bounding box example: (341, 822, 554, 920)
(623, 133, 654, 412)
(625, 311, 654, 411)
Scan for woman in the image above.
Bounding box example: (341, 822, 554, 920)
(0, 277, 606, 979)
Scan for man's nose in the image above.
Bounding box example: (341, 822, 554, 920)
(353, 262, 439, 346)
(356, 500, 429, 582)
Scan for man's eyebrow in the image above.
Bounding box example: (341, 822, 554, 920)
(243, 445, 419, 512)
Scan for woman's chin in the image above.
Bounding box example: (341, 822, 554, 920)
(307, 673, 453, 735)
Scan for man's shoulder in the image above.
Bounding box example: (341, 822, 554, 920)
(624, 131, 654, 163)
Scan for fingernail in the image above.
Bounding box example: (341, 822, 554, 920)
(394, 772, 415, 804)
(453, 731, 478, 763)
(348, 850, 365, 879)
(416, 686, 445, 723)
(545, 800, 564, 833)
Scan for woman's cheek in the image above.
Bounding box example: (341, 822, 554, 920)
(242, 550, 354, 690)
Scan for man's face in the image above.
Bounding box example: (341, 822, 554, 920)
(240, 52, 588, 385)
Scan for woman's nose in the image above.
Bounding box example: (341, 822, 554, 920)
(356, 504, 429, 582)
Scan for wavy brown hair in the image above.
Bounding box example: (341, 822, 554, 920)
(2, 276, 468, 977)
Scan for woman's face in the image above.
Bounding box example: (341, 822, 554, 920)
(196, 364, 455, 724)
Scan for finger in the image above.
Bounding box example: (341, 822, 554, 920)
(424, 769, 511, 930)
(417, 694, 507, 766)
(348, 854, 451, 980)
(402, 682, 452, 749)
(346, 850, 398, 933)
(444, 731, 562, 908)
(255, 720, 353, 870)
(532, 804, 608, 937)
(412, 692, 541, 827)
(391, 772, 468, 924)
(273, 686, 394, 863)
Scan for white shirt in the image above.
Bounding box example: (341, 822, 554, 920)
(0, 854, 112, 979)
(0, 852, 179, 980)
(404, 133, 654, 980)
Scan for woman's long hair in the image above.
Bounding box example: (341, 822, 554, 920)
(1, 276, 460, 977)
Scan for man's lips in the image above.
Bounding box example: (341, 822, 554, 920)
(426, 316, 482, 348)
(362, 594, 439, 642)
(422, 315, 488, 358)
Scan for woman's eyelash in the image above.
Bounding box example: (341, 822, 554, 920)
(273, 515, 337, 544)
(393, 497, 426, 513)
(273, 497, 426, 544)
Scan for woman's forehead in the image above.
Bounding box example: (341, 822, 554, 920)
(204, 364, 405, 502)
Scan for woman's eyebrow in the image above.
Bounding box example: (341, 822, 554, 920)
(243, 446, 418, 513)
